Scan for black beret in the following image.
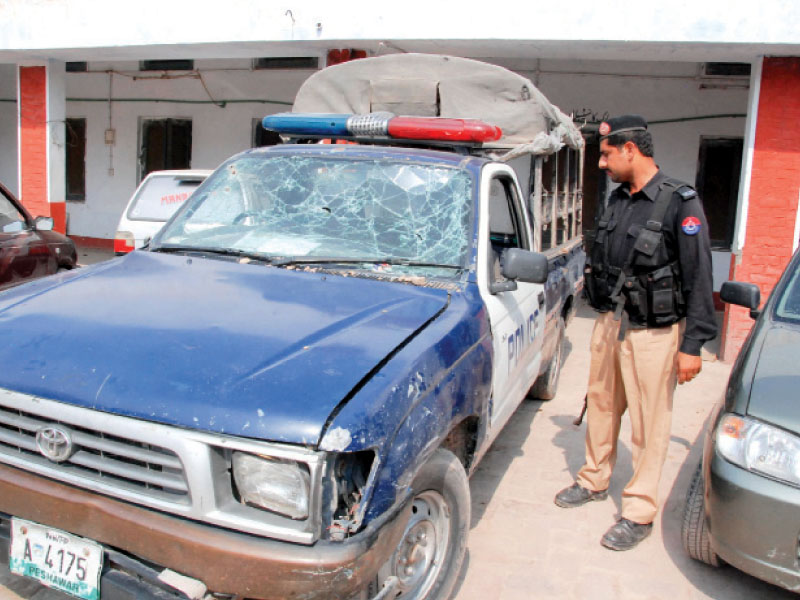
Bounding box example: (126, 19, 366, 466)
(598, 114, 648, 139)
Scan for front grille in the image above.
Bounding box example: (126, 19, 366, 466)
(0, 404, 189, 503)
(0, 388, 326, 544)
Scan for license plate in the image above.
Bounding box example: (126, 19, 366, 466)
(9, 518, 102, 600)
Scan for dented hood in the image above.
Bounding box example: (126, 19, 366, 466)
(0, 251, 449, 445)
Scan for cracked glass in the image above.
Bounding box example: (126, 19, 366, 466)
(155, 154, 474, 277)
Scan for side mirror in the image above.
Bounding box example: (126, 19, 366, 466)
(720, 281, 761, 319)
(501, 248, 549, 284)
(34, 216, 54, 231)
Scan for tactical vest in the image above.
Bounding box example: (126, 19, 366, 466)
(585, 178, 695, 335)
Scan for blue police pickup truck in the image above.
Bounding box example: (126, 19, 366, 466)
(0, 55, 584, 600)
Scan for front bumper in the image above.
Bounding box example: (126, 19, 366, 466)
(707, 452, 800, 593)
(0, 463, 411, 600)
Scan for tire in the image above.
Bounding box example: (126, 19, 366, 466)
(529, 317, 565, 401)
(681, 462, 720, 567)
(376, 448, 470, 600)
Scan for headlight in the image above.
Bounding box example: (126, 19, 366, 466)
(232, 452, 310, 519)
(716, 414, 800, 486)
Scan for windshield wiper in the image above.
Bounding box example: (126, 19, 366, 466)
(271, 256, 463, 270)
(151, 244, 274, 263)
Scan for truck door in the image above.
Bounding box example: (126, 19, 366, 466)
(477, 165, 546, 430)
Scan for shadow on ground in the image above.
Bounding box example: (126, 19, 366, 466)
(451, 397, 540, 597)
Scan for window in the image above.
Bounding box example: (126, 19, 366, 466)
(252, 57, 319, 70)
(157, 155, 473, 276)
(140, 59, 194, 71)
(65, 118, 86, 202)
(775, 257, 800, 324)
(252, 119, 282, 147)
(695, 137, 743, 250)
(66, 62, 87, 72)
(139, 119, 192, 181)
(703, 63, 751, 77)
(0, 190, 27, 233)
(488, 177, 527, 285)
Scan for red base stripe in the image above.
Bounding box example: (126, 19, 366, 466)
(69, 236, 114, 250)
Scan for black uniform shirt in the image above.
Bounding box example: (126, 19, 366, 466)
(604, 170, 717, 355)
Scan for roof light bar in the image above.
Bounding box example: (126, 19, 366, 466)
(262, 112, 503, 144)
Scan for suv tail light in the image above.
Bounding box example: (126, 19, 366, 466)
(114, 231, 135, 254)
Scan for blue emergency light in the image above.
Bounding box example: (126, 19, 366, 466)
(261, 113, 350, 136)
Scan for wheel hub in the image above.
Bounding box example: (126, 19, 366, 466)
(390, 491, 450, 599)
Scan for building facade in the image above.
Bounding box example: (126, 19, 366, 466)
(2, 0, 799, 360)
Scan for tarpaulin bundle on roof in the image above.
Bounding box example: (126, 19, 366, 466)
(292, 53, 584, 153)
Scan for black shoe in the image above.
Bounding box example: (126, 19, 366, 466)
(554, 482, 608, 508)
(601, 518, 653, 551)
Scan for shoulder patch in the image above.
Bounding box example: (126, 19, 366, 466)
(681, 216, 701, 235)
(676, 185, 697, 201)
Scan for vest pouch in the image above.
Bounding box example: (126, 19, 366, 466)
(584, 266, 611, 310)
(648, 265, 675, 319)
(628, 224, 664, 268)
(633, 228, 661, 257)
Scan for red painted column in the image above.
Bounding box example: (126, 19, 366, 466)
(17, 64, 67, 233)
(722, 57, 800, 361)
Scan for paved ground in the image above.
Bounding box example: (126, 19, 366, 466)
(74, 246, 115, 267)
(451, 303, 795, 600)
(0, 249, 796, 599)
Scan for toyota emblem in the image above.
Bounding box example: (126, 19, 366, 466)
(35, 426, 75, 463)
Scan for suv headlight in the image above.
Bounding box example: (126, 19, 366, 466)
(232, 452, 310, 519)
(716, 414, 800, 486)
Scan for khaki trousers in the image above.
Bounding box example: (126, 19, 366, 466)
(576, 311, 680, 524)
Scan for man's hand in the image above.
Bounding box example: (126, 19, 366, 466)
(677, 352, 702, 384)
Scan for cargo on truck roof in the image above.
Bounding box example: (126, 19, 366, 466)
(291, 52, 584, 153)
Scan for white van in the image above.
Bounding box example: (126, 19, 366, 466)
(114, 169, 211, 254)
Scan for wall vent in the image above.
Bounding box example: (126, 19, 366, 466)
(703, 63, 751, 77)
(253, 57, 319, 70)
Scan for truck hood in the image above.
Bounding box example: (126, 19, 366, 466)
(746, 325, 800, 435)
(0, 251, 450, 445)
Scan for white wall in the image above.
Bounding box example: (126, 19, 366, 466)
(0, 64, 18, 195)
(63, 59, 314, 238)
(0, 55, 749, 294)
(2, 0, 800, 55)
(532, 59, 748, 182)
(530, 59, 747, 290)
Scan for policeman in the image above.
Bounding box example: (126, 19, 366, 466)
(554, 115, 717, 551)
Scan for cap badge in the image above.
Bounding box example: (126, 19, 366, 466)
(598, 122, 611, 136)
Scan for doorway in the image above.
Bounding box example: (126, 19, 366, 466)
(139, 118, 192, 181)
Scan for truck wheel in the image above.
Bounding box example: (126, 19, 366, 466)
(681, 462, 720, 567)
(529, 317, 565, 401)
(377, 448, 470, 600)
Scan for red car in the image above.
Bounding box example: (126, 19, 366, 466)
(0, 182, 77, 291)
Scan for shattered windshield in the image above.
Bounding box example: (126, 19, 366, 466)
(153, 154, 474, 277)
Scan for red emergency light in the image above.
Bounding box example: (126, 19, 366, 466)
(387, 117, 502, 143)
